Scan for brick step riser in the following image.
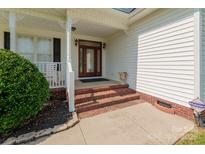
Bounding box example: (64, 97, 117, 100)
(75, 93, 119, 104)
(76, 94, 140, 108)
(76, 95, 140, 113)
(75, 91, 136, 104)
(75, 84, 129, 95)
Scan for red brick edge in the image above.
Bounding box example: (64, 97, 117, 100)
(137, 91, 194, 121)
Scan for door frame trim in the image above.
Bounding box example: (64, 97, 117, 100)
(78, 39, 102, 78)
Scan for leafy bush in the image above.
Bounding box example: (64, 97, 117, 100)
(0, 49, 49, 134)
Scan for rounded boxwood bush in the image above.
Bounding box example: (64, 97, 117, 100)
(0, 49, 49, 134)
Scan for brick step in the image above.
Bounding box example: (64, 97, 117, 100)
(75, 93, 140, 113)
(75, 90, 118, 104)
(75, 88, 136, 104)
(76, 90, 138, 107)
(75, 84, 129, 95)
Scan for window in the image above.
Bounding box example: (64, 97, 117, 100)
(17, 36, 34, 62)
(37, 38, 52, 62)
(17, 35, 52, 62)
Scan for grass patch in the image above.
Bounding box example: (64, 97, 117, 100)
(176, 127, 205, 145)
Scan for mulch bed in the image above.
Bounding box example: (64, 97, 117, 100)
(0, 100, 71, 144)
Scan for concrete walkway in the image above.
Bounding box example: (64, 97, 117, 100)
(27, 102, 194, 145)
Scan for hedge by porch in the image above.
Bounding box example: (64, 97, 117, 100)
(0, 49, 49, 134)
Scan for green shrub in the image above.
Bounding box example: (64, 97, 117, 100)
(0, 49, 49, 134)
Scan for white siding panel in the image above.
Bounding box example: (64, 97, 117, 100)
(138, 16, 194, 39)
(137, 11, 195, 107)
(107, 9, 195, 107)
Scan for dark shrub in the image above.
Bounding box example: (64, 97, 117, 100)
(0, 49, 49, 134)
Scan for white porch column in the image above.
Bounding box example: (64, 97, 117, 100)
(66, 15, 75, 112)
(66, 17, 72, 63)
(9, 12, 16, 52)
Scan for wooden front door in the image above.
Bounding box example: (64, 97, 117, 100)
(79, 40, 102, 77)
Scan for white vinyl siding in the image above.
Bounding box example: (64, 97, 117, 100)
(137, 14, 195, 107)
(107, 9, 195, 107)
(200, 9, 205, 101)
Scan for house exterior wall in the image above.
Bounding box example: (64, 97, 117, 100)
(106, 8, 196, 107)
(0, 24, 66, 61)
(0, 24, 106, 80)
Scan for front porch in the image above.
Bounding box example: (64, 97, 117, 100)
(0, 9, 132, 113)
(4, 8, 182, 121)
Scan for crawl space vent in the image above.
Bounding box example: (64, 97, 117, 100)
(157, 101, 172, 109)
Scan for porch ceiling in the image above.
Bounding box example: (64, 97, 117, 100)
(66, 8, 129, 30)
(0, 10, 65, 33)
(0, 11, 120, 38)
(16, 15, 65, 33)
(0, 8, 159, 38)
(72, 20, 119, 38)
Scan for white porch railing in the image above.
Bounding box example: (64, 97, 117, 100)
(34, 62, 66, 88)
(34, 62, 75, 112)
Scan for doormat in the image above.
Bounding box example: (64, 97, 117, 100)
(80, 78, 110, 83)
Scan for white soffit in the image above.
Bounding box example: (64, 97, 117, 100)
(16, 15, 65, 32)
(129, 8, 159, 25)
(0, 8, 159, 38)
(66, 8, 128, 30)
(73, 19, 119, 38)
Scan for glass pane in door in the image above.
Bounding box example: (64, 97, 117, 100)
(97, 49, 101, 73)
(79, 48, 83, 74)
(86, 48, 95, 73)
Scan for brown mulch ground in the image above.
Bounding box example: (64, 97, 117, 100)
(0, 101, 71, 144)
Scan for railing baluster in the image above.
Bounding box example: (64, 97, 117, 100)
(60, 63, 62, 87)
(58, 63, 60, 87)
(56, 63, 60, 87)
(34, 62, 66, 89)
